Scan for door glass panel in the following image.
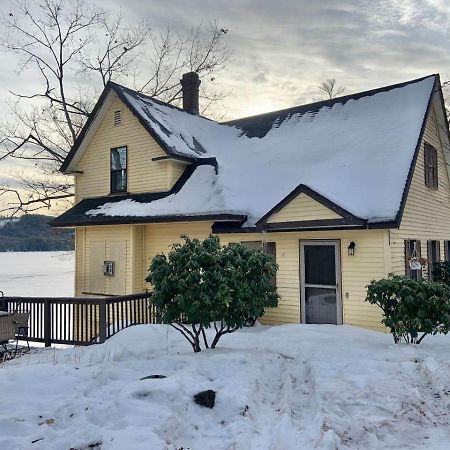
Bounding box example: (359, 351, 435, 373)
(304, 245, 336, 285)
(305, 287, 337, 324)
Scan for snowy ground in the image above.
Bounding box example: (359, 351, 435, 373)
(1, 324, 450, 450)
(0, 251, 74, 297)
(1, 252, 450, 449)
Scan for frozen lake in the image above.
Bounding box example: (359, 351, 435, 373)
(0, 251, 74, 297)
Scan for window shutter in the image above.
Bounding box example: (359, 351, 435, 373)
(428, 240, 441, 281)
(445, 241, 450, 261)
(265, 242, 276, 259)
(405, 240, 412, 278)
(265, 242, 277, 288)
(424, 143, 438, 189)
(424, 145, 430, 187)
(427, 240, 433, 281)
(433, 146, 439, 189)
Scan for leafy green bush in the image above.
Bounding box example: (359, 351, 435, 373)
(146, 235, 279, 352)
(365, 275, 450, 344)
(432, 261, 450, 287)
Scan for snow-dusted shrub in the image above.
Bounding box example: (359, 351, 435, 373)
(366, 275, 450, 344)
(147, 235, 279, 352)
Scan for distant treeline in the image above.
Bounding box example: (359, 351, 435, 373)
(0, 215, 74, 252)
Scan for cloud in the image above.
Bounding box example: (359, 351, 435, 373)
(253, 73, 268, 84)
(1, 0, 450, 128)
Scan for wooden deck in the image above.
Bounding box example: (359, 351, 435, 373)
(0, 292, 156, 346)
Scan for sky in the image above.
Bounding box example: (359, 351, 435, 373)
(1, 0, 450, 211)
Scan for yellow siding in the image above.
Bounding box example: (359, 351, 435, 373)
(267, 193, 342, 223)
(131, 225, 145, 292)
(390, 103, 450, 276)
(169, 161, 187, 188)
(80, 225, 132, 295)
(74, 228, 85, 296)
(74, 94, 171, 201)
(143, 222, 212, 287)
(138, 222, 387, 331)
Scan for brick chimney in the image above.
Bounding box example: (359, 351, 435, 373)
(181, 72, 201, 115)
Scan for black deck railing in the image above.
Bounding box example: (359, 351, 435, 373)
(0, 292, 156, 346)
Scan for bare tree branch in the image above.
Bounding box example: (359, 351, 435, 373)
(317, 78, 345, 100)
(1, 0, 230, 218)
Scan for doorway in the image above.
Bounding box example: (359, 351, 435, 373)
(300, 240, 342, 324)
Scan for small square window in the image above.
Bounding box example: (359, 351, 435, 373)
(103, 261, 115, 276)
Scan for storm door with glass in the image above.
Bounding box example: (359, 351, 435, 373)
(300, 241, 341, 324)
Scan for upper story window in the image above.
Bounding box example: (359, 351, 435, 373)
(113, 110, 122, 126)
(424, 142, 438, 189)
(110, 146, 127, 193)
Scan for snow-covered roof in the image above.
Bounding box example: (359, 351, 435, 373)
(56, 74, 440, 229)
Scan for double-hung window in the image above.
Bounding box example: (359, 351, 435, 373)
(110, 146, 127, 193)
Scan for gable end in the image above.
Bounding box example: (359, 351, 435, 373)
(394, 75, 441, 227)
(257, 184, 366, 229)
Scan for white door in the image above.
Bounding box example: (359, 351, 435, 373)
(300, 240, 342, 324)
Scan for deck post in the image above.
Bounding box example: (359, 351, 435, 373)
(98, 300, 107, 344)
(43, 299, 52, 347)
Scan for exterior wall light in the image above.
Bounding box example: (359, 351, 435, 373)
(348, 241, 356, 256)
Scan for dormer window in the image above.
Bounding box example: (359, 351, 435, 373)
(111, 146, 127, 193)
(113, 110, 122, 126)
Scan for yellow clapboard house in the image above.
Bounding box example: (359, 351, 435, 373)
(52, 72, 450, 330)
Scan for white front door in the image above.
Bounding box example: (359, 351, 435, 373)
(300, 240, 342, 324)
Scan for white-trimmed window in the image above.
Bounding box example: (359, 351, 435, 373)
(110, 146, 127, 193)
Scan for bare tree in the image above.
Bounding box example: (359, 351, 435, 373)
(317, 78, 345, 100)
(0, 0, 230, 218)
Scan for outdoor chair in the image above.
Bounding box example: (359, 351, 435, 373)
(0, 311, 30, 360)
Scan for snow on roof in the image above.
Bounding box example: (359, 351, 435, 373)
(87, 165, 245, 218)
(88, 76, 436, 225)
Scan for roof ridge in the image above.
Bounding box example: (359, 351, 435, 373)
(222, 74, 438, 125)
(108, 81, 214, 123)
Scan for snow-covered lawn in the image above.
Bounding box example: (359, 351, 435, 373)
(1, 323, 450, 450)
(0, 251, 74, 297)
(1, 252, 450, 449)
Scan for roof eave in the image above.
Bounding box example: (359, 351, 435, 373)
(393, 74, 438, 228)
(51, 213, 247, 228)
